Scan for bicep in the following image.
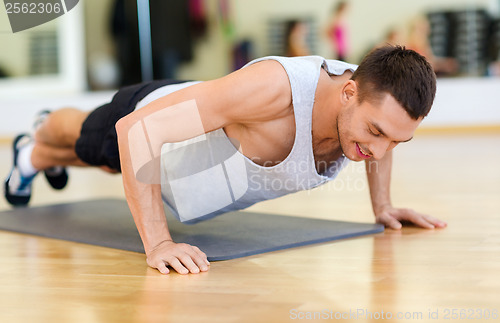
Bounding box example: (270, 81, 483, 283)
(119, 59, 292, 149)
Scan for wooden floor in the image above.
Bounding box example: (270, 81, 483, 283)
(0, 133, 499, 323)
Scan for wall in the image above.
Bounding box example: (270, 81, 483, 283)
(83, 0, 115, 59)
(0, 7, 59, 77)
(423, 77, 500, 127)
(0, 4, 86, 98)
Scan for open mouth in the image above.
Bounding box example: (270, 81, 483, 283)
(356, 143, 371, 159)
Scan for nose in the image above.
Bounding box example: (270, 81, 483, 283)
(368, 139, 392, 160)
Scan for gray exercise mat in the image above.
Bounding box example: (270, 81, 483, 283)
(0, 199, 384, 261)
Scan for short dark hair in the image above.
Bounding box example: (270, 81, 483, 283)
(351, 45, 436, 120)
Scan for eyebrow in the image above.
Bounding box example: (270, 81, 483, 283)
(371, 122, 413, 143)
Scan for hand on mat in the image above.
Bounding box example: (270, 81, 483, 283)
(146, 240, 210, 275)
(375, 205, 447, 230)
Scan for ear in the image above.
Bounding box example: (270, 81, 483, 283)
(341, 80, 357, 104)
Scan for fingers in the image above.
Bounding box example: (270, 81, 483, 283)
(191, 245, 211, 270)
(157, 262, 170, 275)
(147, 258, 171, 275)
(393, 209, 447, 230)
(406, 210, 435, 229)
(169, 244, 210, 274)
(167, 257, 191, 275)
(376, 213, 402, 230)
(376, 207, 447, 230)
(423, 214, 448, 229)
(147, 242, 210, 275)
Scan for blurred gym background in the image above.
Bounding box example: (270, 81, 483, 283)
(1, 0, 500, 135)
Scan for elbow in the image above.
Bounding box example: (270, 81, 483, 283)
(115, 115, 132, 140)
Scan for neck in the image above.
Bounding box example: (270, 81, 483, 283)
(313, 69, 347, 144)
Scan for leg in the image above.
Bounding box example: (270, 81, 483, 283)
(32, 108, 90, 170)
(4, 107, 92, 206)
(31, 142, 88, 170)
(6, 82, 174, 206)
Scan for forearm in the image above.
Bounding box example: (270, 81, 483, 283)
(116, 120, 172, 254)
(117, 116, 212, 274)
(122, 172, 172, 253)
(365, 150, 393, 213)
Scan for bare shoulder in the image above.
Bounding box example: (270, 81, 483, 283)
(201, 59, 293, 124)
(224, 59, 291, 95)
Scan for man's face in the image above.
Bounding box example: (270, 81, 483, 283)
(337, 93, 422, 161)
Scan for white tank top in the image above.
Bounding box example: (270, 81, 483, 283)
(135, 56, 357, 223)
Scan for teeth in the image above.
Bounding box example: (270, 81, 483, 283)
(359, 144, 370, 157)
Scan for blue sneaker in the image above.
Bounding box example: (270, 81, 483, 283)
(33, 110, 68, 190)
(4, 134, 38, 206)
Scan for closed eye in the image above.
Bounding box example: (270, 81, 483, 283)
(369, 121, 414, 143)
(368, 127, 382, 137)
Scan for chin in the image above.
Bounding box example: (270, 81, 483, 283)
(347, 140, 365, 162)
(339, 139, 354, 161)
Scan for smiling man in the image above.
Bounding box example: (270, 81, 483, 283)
(5, 45, 447, 275)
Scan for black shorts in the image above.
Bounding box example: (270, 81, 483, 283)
(75, 80, 188, 172)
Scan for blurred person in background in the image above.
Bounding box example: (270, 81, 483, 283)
(326, 1, 350, 61)
(488, 49, 500, 76)
(407, 16, 458, 76)
(284, 20, 311, 57)
(381, 27, 405, 47)
(488, 60, 500, 76)
(359, 27, 405, 62)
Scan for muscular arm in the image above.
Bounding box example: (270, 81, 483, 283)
(366, 150, 447, 230)
(115, 61, 292, 274)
